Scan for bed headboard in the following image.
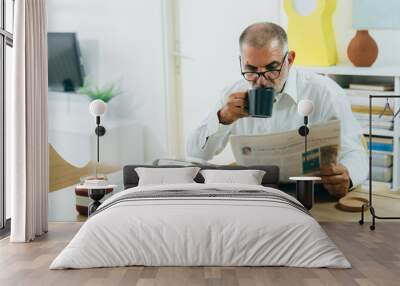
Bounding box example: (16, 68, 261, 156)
(123, 165, 280, 189)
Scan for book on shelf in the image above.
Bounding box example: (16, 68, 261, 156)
(353, 112, 393, 122)
(354, 111, 394, 130)
(368, 136, 393, 144)
(352, 105, 395, 116)
(371, 152, 393, 168)
(358, 121, 393, 130)
(365, 136, 393, 152)
(367, 143, 393, 152)
(349, 83, 394, 91)
(347, 94, 394, 108)
(371, 165, 393, 182)
(345, 88, 395, 97)
(362, 127, 393, 137)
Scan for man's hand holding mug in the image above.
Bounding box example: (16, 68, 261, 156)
(218, 87, 276, 124)
(218, 92, 248, 125)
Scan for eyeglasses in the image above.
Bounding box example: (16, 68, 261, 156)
(240, 52, 288, 81)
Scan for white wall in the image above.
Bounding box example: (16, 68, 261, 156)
(47, 0, 168, 163)
(48, 91, 144, 167)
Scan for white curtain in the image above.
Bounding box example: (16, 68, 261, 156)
(9, 0, 49, 242)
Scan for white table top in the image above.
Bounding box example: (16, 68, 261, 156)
(289, 176, 322, 181)
(75, 184, 118, 190)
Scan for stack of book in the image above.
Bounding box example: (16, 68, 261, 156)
(365, 136, 393, 152)
(347, 83, 395, 132)
(348, 83, 394, 92)
(347, 83, 395, 186)
(353, 112, 393, 131)
(364, 136, 393, 183)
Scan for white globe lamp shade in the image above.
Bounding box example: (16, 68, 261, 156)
(297, 99, 314, 116)
(89, 99, 107, 116)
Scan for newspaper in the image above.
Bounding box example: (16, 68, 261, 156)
(230, 120, 341, 182)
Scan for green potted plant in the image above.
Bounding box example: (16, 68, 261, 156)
(79, 78, 122, 102)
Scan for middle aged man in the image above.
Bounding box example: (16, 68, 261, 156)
(186, 22, 368, 198)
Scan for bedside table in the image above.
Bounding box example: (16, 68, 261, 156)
(289, 176, 321, 210)
(75, 184, 117, 216)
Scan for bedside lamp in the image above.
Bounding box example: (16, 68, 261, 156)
(89, 99, 107, 169)
(85, 99, 109, 215)
(297, 99, 314, 160)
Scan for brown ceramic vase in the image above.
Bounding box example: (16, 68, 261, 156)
(347, 30, 378, 67)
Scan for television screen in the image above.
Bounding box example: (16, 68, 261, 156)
(48, 32, 85, 92)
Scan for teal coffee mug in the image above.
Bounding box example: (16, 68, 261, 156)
(246, 87, 276, 118)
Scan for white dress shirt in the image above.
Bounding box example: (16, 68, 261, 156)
(186, 68, 368, 187)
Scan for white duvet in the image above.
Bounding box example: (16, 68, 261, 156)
(50, 183, 351, 269)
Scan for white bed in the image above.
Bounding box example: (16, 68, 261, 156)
(50, 183, 350, 269)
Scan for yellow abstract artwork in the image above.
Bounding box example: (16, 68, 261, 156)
(284, 0, 338, 66)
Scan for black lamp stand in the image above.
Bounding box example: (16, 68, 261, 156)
(294, 115, 316, 210)
(298, 116, 310, 160)
(94, 115, 106, 165)
(88, 116, 107, 215)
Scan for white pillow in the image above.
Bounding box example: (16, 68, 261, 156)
(135, 167, 201, 186)
(200, 169, 266, 185)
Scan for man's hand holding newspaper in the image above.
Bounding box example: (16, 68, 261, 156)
(230, 120, 341, 183)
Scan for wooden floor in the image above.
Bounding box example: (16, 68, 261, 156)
(1, 222, 400, 286)
(310, 190, 400, 222)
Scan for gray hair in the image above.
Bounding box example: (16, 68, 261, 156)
(239, 22, 288, 52)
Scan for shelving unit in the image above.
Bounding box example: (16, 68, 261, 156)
(296, 65, 400, 190)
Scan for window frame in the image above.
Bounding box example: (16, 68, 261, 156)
(0, 0, 14, 232)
